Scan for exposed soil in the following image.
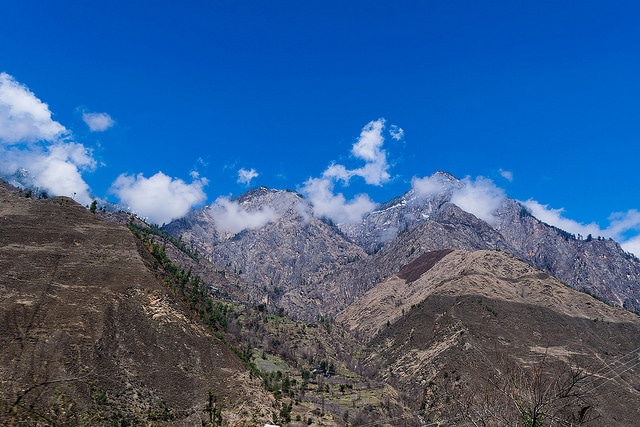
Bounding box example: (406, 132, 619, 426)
(0, 186, 274, 425)
(339, 249, 640, 425)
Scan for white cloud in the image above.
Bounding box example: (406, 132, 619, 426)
(237, 167, 259, 185)
(299, 118, 399, 224)
(606, 209, 640, 239)
(521, 200, 602, 238)
(209, 196, 278, 234)
(350, 119, 390, 185)
(0, 73, 97, 204)
(450, 176, 506, 225)
(499, 168, 513, 182)
(300, 177, 376, 225)
(323, 163, 352, 183)
(411, 173, 454, 197)
(352, 119, 385, 162)
(319, 118, 393, 187)
(82, 111, 115, 132)
(0, 142, 96, 205)
(110, 171, 208, 225)
(0, 72, 67, 143)
(389, 124, 404, 141)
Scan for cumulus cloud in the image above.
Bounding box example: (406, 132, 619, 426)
(237, 167, 259, 185)
(110, 171, 208, 225)
(320, 118, 393, 187)
(209, 197, 278, 234)
(300, 177, 376, 225)
(82, 111, 115, 132)
(499, 168, 513, 182)
(350, 119, 391, 185)
(300, 119, 402, 224)
(0, 142, 96, 205)
(0, 72, 67, 143)
(411, 173, 455, 197)
(0, 73, 97, 204)
(450, 176, 506, 225)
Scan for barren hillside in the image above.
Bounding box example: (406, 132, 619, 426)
(0, 186, 274, 425)
(338, 250, 640, 425)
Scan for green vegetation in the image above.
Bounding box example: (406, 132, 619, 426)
(128, 220, 228, 332)
(128, 220, 199, 261)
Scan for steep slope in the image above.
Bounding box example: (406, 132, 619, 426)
(339, 171, 463, 253)
(338, 250, 640, 425)
(495, 198, 640, 311)
(282, 202, 513, 318)
(163, 187, 367, 309)
(339, 171, 640, 314)
(0, 186, 273, 425)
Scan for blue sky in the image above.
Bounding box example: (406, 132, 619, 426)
(1, 1, 639, 253)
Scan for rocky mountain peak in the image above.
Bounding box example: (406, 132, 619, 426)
(234, 187, 310, 220)
(163, 187, 366, 307)
(162, 171, 640, 319)
(338, 171, 463, 252)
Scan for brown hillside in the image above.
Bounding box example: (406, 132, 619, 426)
(0, 187, 273, 425)
(338, 250, 640, 425)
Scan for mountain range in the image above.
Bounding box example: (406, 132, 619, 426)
(164, 171, 640, 319)
(3, 172, 640, 426)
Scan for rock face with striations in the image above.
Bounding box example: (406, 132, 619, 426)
(163, 173, 640, 319)
(331, 172, 640, 315)
(163, 187, 367, 308)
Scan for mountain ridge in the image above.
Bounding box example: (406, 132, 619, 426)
(337, 249, 640, 425)
(163, 171, 640, 318)
(0, 184, 275, 425)
(3, 178, 640, 425)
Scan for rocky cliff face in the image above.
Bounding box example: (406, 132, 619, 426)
(495, 198, 640, 310)
(339, 171, 463, 253)
(163, 174, 640, 319)
(163, 187, 367, 308)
